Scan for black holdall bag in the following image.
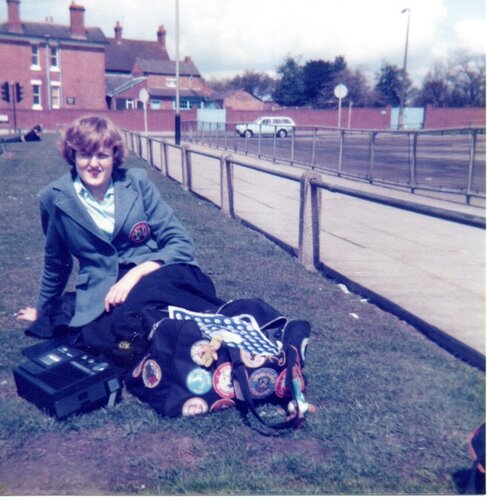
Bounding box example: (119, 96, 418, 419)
(125, 300, 314, 429)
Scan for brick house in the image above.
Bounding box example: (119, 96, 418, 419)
(0, 0, 211, 117)
(0, 0, 107, 112)
(207, 89, 267, 111)
(105, 21, 213, 111)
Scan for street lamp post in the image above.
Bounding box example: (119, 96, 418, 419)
(174, 0, 181, 145)
(398, 7, 410, 130)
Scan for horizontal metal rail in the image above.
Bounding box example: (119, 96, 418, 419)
(312, 179, 486, 229)
(183, 121, 486, 205)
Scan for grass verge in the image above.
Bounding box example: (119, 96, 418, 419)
(0, 135, 484, 495)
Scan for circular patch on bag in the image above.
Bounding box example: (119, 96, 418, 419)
(186, 367, 212, 395)
(132, 354, 150, 378)
(240, 350, 266, 369)
(210, 399, 235, 413)
(142, 359, 163, 389)
(182, 397, 208, 416)
(275, 368, 305, 398)
(190, 339, 210, 366)
(129, 221, 150, 243)
(249, 368, 278, 399)
(213, 362, 235, 399)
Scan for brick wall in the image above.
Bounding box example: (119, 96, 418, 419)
(227, 107, 392, 129)
(0, 40, 106, 112)
(0, 108, 197, 133)
(1, 106, 483, 134)
(227, 106, 485, 130)
(423, 106, 486, 129)
(56, 45, 106, 110)
(145, 74, 204, 91)
(0, 38, 33, 110)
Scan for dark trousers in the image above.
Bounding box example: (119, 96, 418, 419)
(79, 264, 224, 367)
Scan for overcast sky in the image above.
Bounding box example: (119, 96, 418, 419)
(2, 0, 485, 85)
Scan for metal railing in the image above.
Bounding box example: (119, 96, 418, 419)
(123, 128, 486, 368)
(181, 121, 486, 205)
(124, 128, 485, 237)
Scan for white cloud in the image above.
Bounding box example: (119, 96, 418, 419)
(453, 18, 486, 53)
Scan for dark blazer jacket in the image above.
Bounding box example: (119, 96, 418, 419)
(35, 167, 198, 327)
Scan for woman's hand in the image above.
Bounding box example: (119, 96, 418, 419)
(104, 261, 162, 312)
(15, 307, 39, 322)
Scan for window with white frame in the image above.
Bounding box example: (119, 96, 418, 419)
(31, 45, 40, 68)
(31, 81, 42, 109)
(174, 98, 193, 110)
(150, 99, 161, 110)
(50, 84, 61, 109)
(50, 46, 59, 69)
(126, 99, 135, 109)
(166, 78, 177, 88)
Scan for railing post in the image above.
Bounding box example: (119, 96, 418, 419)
(337, 129, 345, 176)
(220, 153, 234, 217)
(257, 126, 262, 158)
(298, 172, 321, 271)
(466, 129, 477, 205)
(244, 123, 249, 155)
(367, 131, 377, 183)
(410, 132, 418, 193)
(143, 135, 148, 161)
(148, 137, 153, 167)
(272, 126, 277, 162)
(311, 127, 317, 168)
(181, 145, 192, 191)
(152, 140, 161, 171)
(161, 141, 168, 177)
(290, 127, 295, 165)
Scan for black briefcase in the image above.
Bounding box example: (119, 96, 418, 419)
(13, 341, 122, 419)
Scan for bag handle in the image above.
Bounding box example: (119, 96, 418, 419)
(230, 346, 303, 430)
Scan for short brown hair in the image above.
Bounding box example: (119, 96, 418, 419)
(59, 115, 126, 168)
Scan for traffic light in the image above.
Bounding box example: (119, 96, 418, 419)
(15, 82, 23, 103)
(1, 81, 9, 103)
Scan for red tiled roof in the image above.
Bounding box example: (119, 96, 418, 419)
(106, 75, 147, 96)
(148, 87, 206, 99)
(105, 37, 170, 73)
(0, 21, 107, 44)
(133, 57, 201, 77)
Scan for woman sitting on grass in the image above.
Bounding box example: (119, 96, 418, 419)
(16, 115, 222, 365)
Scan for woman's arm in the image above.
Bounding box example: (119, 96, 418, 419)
(103, 260, 162, 312)
(104, 171, 196, 311)
(35, 198, 73, 313)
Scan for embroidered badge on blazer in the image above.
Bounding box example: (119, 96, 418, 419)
(129, 221, 150, 243)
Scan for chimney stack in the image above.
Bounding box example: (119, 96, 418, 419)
(114, 21, 123, 43)
(7, 0, 22, 33)
(69, 2, 86, 38)
(157, 25, 166, 48)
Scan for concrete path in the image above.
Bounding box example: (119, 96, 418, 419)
(155, 140, 486, 365)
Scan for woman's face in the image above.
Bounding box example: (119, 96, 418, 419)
(75, 147, 114, 199)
